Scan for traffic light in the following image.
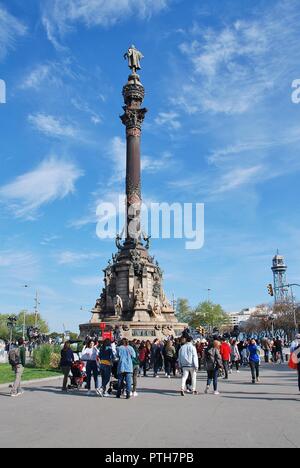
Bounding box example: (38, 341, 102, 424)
(267, 284, 274, 297)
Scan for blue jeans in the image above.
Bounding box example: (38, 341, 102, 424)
(117, 372, 132, 397)
(86, 361, 99, 390)
(207, 369, 219, 391)
(100, 365, 112, 392)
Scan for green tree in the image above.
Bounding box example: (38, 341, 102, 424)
(0, 312, 49, 340)
(189, 301, 229, 330)
(175, 299, 228, 331)
(176, 298, 192, 323)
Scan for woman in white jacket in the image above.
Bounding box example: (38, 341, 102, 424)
(178, 336, 199, 397)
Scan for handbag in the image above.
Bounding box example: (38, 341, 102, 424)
(288, 355, 298, 370)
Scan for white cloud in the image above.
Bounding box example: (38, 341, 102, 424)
(71, 98, 102, 125)
(108, 137, 172, 186)
(155, 112, 181, 130)
(0, 251, 39, 280)
(28, 113, 79, 139)
(20, 60, 80, 91)
(213, 165, 263, 194)
(56, 251, 102, 265)
(72, 276, 101, 286)
(175, 1, 300, 115)
(20, 64, 55, 90)
(0, 5, 27, 61)
(42, 0, 172, 49)
(0, 157, 83, 219)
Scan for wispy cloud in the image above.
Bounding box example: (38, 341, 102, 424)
(0, 250, 39, 280)
(0, 157, 83, 219)
(20, 59, 81, 91)
(42, 0, 172, 49)
(108, 137, 172, 186)
(72, 276, 101, 286)
(56, 251, 102, 265)
(155, 112, 181, 130)
(0, 5, 27, 61)
(71, 97, 102, 125)
(213, 165, 263, 194)
(175, 0, 300, 115)
(28, 113, 80, 139)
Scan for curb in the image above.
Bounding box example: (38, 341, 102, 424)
(0, 375, 62, 390)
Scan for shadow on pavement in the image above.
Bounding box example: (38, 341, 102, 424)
(222, 395, 300, 402)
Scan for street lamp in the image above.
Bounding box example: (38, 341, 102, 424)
(22, 285, 29, 340)
(268, 315, 275, 338)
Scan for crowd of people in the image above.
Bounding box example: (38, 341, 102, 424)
(7, 331, 300, 398)
(58, 332, 300, 399)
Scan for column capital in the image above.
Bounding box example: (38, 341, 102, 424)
(120, 107, 148, 131)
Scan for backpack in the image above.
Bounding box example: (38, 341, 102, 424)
(8, 347, 20, 367)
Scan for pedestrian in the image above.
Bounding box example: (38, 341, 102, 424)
(139, 342, 149, 377)
(151, 339, 163, 378)
(290, 334, 300, 393)
(230, 339, 241, 373)
(8, 338, 26, 397)
(178, 336, 199, 396)
(274, 337, 284, 364)
(204, 340, 223, 395)
(164, 340, 176, 378)
(116, 338, 136, 399)
(60, 341, 74, 392)
(98, 338, 114, 397)
(262, 338, 271, 364)
(131, 340, 140, 397)
(220, 338, 231, 380)
(248, 339, 261, 384)
(81, 339, 100, 396)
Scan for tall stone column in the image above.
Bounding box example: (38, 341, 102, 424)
(121, 73, 147, 244)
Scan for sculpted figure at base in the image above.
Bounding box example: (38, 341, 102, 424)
(114, 295, 123, 317)
(134, 288, 146, 308)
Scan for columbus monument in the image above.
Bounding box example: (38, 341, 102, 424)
(79, 46, 187, 340)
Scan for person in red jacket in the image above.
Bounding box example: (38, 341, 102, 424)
(139, 342, 150, 377)
(220, 338, 231, 380)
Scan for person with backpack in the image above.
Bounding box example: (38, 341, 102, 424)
(98, 338, 114, 397)
(204, 340, 223, 395)
(60, 341, 75, 392)
(9, 338, 26, 397)
(178, 336, 199, 396)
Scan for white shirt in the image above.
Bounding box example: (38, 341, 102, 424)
(81, 347, 98, 361)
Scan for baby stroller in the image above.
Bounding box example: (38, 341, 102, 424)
(68, 360, 87, 390)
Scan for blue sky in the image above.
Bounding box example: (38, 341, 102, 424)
(0, 0, 300, 332)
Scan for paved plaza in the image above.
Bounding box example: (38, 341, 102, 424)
(0, 363, 299, 448)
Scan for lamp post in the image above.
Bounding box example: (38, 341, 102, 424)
(268, 315, 275, 338)
(22, 285, 29, 340)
